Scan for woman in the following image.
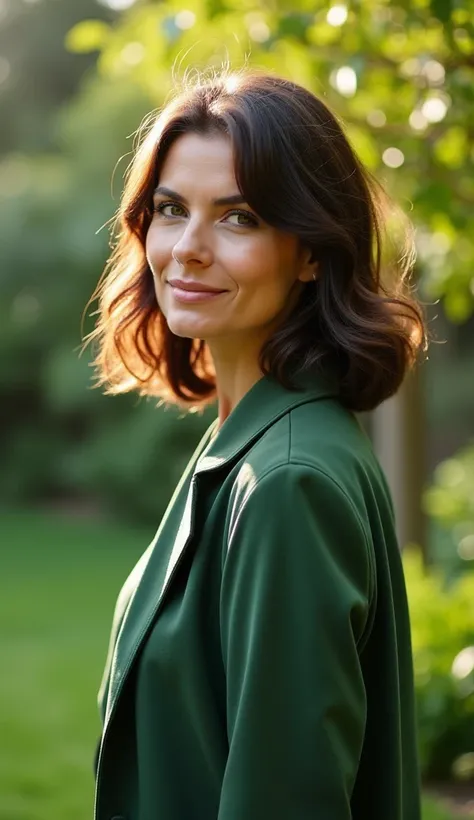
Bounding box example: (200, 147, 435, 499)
(89, 68, 426, 820)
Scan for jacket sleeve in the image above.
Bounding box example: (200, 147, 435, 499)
(218, 463, 374, 820)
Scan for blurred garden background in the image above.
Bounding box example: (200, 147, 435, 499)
(1, 0, 474, 817)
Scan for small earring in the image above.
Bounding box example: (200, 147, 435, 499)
(312, 271, 317, 282)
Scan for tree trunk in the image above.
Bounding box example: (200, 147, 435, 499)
(371, 367, 427, 564)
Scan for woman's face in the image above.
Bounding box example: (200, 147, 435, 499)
(146, 132, 314, 346)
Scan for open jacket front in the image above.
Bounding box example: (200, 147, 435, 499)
(94, 372, 421, 820)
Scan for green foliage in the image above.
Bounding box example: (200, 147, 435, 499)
(65, 20, 111, 54)
(425, 444, 474, 529)
(423, 443, 474, 579)
(0, 0, 116, 154)
(422, 797, 456, 820)
(68, 0, 474, 318)
(405, 549, 474, 781)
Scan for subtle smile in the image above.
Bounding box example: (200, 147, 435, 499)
(167, 279, 228, 304)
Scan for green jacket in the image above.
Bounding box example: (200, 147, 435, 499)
(94, 372, 421, 820)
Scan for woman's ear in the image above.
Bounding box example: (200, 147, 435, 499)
(297, 248, 319, 283)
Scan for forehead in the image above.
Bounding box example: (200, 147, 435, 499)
(158, 132, 237, 192)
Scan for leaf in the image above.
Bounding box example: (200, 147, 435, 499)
(277, 12, 313, 41)
(434, 127, 469, 169)
(65, 20, 111, 54)
(345, 124, 379, 170)
(444, 289, 474, 323)
(430, 0, 453, 24)
(414, 181, 452, 213)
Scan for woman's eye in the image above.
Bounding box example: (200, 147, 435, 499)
(225, 210, 258, 227)
(152, 202, 258, 227)
(154, 202, 186, 218)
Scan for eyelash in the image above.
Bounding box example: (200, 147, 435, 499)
(153, 201, 259, 227)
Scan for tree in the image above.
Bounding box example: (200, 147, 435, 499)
(68, 0, 474, 320)
(0, 0, 117, 154)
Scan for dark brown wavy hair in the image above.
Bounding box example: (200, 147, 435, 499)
(84, 67, 427, 413)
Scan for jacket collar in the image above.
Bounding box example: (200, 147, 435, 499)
(196, 368, 340, 474)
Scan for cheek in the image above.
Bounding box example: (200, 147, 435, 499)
(233, 239, 276, 281)
(237, 245, 296, 300)
(237, 245, 301, 324)
(145, 229, 164, 276)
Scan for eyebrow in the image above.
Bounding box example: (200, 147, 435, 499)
(153, 185, 247, 207)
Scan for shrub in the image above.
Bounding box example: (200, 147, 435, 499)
(404, 549, 474, 781)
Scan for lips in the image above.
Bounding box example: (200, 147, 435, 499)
(167, 280, 227, 304)
(167, 279, 226, 293)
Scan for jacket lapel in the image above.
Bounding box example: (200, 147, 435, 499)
(102, 423, 217, 733)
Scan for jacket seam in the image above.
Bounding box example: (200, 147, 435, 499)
(200, 393, 337, 470)
(241, 459, 377, 652)
(287, 412, 292, 465)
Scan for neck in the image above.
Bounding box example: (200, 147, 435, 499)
(208, 337, 266, 429)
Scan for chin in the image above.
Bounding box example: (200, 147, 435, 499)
(165, 315, 219, 340)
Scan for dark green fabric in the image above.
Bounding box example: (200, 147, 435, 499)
(94, 372, 421, 820)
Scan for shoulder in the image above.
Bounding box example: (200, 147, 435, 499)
(224, 397, 373, 554)
(225, 396, 393, 591)
(228, 457, 369, 552)
(235, 397, 387, 521)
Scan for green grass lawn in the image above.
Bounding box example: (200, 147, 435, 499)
(0, 509, 459, 820)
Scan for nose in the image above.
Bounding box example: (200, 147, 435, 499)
(171, 220, 214, 269)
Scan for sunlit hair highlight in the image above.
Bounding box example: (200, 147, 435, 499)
(84, 67, 427, 413)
